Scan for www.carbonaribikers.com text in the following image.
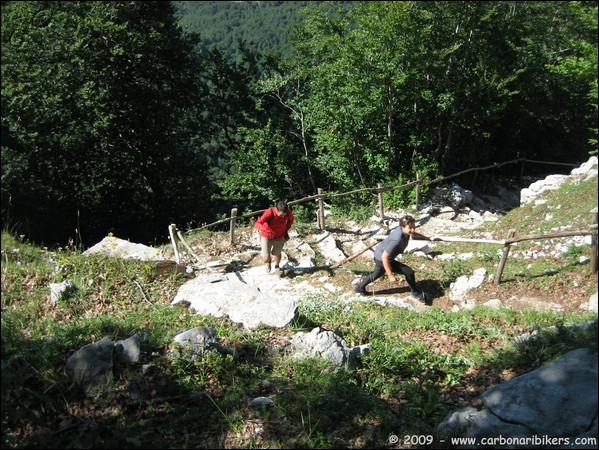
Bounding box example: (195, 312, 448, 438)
(448, 435, 597, 447)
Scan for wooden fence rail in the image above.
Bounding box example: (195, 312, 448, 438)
(491, 224, 594, 283)
(187, 157, 582, 235)
(186, 158, 529, 234)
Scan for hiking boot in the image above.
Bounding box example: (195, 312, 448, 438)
(354, 285, 368, 296)
(410, 291, 426, 303)
(270, 266, 281, 277)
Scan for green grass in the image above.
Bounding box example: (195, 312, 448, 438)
(1, 177, 598, 448)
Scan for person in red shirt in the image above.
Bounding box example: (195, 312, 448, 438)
(254, 201, 294, 274)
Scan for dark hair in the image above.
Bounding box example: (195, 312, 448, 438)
(276, 201, 289, 213)
(400, 215, 416, 226)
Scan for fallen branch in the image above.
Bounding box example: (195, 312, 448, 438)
(168, 224, 181, 264)
(433, 236, 505, 245)
(176, 229, 219, 273)
(331, 241, 379, 269)
(134, 280, 152, 305)
(176, 230, 203, 263)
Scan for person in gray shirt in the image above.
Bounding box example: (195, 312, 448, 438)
(354, 215, 432, 302)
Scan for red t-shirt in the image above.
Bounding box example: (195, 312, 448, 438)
(254, 207, 294, 240)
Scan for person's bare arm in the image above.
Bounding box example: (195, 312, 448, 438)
(381, 251, 398, 284)
(412, 231, 431, 241)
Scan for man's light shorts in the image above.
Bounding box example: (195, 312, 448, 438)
(261, 237, 286, 257)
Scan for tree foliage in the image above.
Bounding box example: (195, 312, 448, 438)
(1, 1, 208, 245)
(284, 0, 597, 189)
(1, 1, 596, 245)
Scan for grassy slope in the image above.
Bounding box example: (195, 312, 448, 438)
(1, 176, 597, 449)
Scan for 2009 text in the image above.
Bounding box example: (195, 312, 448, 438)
(388, 434, 434, 445)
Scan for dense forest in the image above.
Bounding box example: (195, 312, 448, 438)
(172, 1, 354, 60)
(2, 1, 597, 247)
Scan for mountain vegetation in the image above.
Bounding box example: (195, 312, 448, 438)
(1, 1, 597, 248)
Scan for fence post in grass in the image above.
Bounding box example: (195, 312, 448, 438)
(378, 183, 384, 221)
(591, 211, 598, 273)
(230, 208, 237, 245)
(416, 173, 421, 210)
(318, 188, 325, 231)
(495, 228, 516, 284)
(168, 224, 180, 264)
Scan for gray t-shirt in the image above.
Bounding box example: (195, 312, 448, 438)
(374, 226, 410, 261)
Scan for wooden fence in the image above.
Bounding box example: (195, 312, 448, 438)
(170, 158, 597, 282)
(186, 157, 581, 234)
(493, 216, 598, 283)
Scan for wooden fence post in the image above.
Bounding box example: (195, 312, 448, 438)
(495, 228, 516, 284)
(168, 224, 180, 264)
(229, 208, 238, 245)
(377, 183, 384, 221)
(316, 191, 321, 229)
(416, 173, 421, 210)
(471, 169, 478, 191)
(591, 211, 598, 273)
(318, 188, 325, 231)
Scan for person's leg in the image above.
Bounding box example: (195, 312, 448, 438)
(260, 237, 273, 271)
(271, 239, 286, 270)
(272, 254, 281, 268)
(393, 260, 417, 292)
(358, 259, 386, 290)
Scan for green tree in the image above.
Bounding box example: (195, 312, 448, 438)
(1, 1, 208, 246)
(548, 1, 598, 153)
(288, 1, 597, 191)
(464, 1, 598, 165)
(218, 121, 294, 205)
(199, 43, 290, 212)
(208, 4, 352, 208)
(292, 2, 438, 191)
